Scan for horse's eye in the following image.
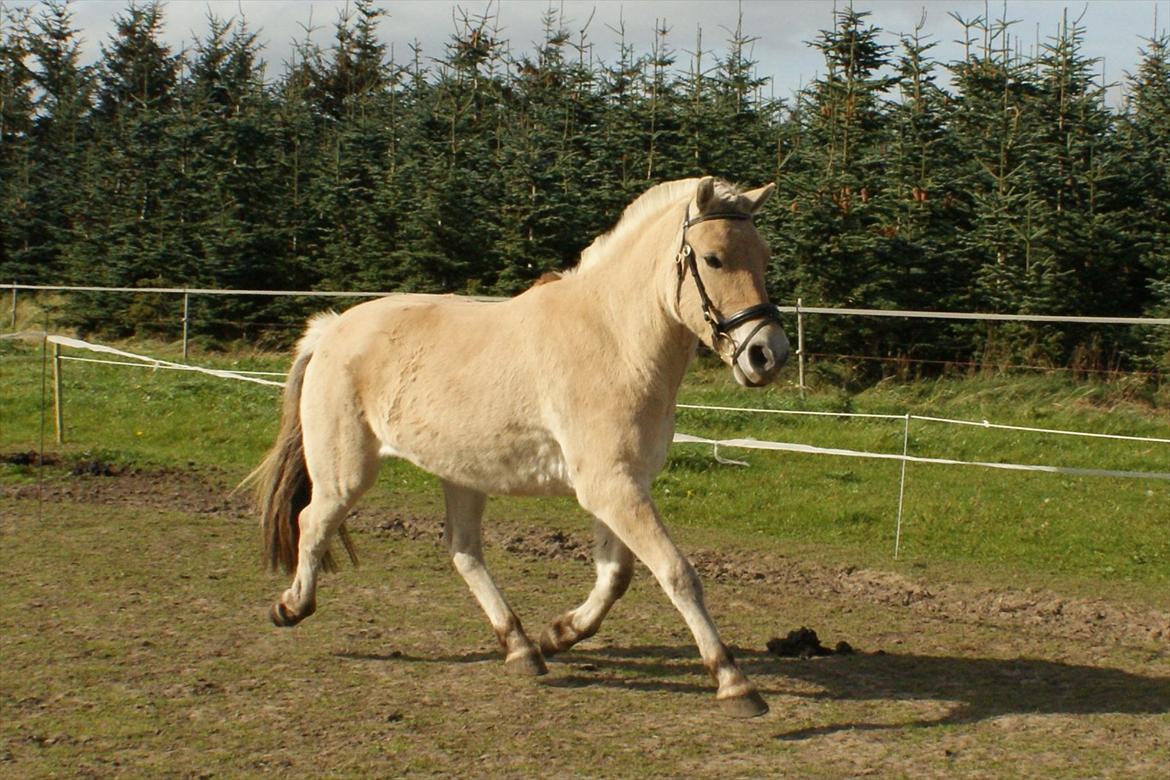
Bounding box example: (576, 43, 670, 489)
(704, 254, 723, 269)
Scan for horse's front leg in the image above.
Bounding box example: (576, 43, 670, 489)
(576, 477, 768, 718)
(540, 520, 635, 656)
(442, 480, 547, 676)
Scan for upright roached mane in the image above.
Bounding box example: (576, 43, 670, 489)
(249, 176, 791, 718)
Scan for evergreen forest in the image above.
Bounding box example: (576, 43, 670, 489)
(2, 1, 1168, 373)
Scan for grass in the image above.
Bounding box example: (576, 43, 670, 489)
(1, 334, 1168, 601)
(669, 364, 1169, 596)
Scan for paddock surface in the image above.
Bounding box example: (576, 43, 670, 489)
(2, 466, 1168, 779)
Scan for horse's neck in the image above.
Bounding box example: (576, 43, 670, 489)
(576, 205, 697, 401)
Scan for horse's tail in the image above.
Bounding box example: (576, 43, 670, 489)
(244, 312, 357, 574)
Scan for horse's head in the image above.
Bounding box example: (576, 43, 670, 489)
(673, 177, 790, 388)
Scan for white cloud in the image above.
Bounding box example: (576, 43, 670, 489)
(13, 0, 1170, 100)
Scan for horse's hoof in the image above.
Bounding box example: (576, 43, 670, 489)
(718, 690, 769, 719)
(505, 649, 549, 677)
(269, 602, 309, 627)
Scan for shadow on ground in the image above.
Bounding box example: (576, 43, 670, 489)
(338, 643, 1170, 738)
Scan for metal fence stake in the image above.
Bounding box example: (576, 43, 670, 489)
(182, 292, 190, 362)
(52, 341, 64, 444)
(796, 297, 806, 399)
(894, 413, 911, 558)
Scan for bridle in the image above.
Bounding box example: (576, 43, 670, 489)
(675, 206, 784, 362)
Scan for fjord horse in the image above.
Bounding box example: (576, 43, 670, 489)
(251, 177, 789, 717)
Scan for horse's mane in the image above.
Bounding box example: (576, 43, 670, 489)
(572, 178, 748, 275)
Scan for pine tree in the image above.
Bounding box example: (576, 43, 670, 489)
(492, 6, 607, 291)
(179, 11, 286, 338)
(771, 4, 900, 364)
(0, 3, 35, 282)
(1027, 11, 1132, 365)
(70, 1, 182, 334)
(308, 0, 397, 290)
(700, 12, 775, 183)
(272, 22, 327, 294)
(947, 11, 1054, 361)
(381, 8, 503, 293)
(24, 1, 94, 287)
(882, 17, 975, 361)
(597, 15, 650, 199)
(1123, 32, 1170, 368)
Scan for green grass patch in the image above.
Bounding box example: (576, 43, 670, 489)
(2, 338, 1167, 598)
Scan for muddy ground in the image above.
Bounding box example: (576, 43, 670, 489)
(2, 464, 1169, 778)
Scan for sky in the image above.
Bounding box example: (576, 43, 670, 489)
(13, 0, 1170, 103)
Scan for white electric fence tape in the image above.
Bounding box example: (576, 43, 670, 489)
(677, 403, 1170, 446)
(58, 355, 288, 377)
(45, 334, 285, 387)
(671, 433, 1170, 482)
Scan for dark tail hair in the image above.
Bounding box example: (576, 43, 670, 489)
(245, 343, 357, 574)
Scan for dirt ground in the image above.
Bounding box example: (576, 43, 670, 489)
(2, 464, 1169, 778)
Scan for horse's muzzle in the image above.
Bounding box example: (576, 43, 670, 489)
(730, 320, 789, 388)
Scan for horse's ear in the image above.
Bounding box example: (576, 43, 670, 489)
(744, 183, 776, 214)
(695, 176, 717, 212)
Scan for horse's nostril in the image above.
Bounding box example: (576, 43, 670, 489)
(747, 344, 771, 372)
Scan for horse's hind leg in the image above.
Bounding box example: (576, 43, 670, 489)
(272, 426, 379, 627)
(442, 480, 547, 676)
(540, 520, 634, 656)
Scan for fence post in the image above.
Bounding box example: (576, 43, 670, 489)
(894, 413, 911, 558)
(9, 283, 15, 329)
(796, 297, 806, 399)
(52, 341, 65, 444)
(181, 291, 190, 362)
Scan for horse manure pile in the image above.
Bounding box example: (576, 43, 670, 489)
(767, 627, 855, 659)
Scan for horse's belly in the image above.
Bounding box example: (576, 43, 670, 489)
(380, 429, 574, 497)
